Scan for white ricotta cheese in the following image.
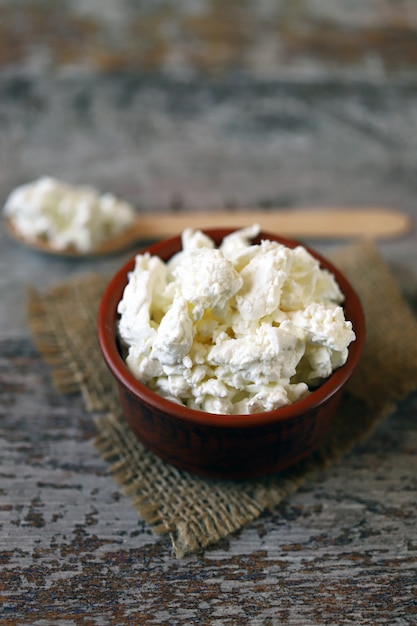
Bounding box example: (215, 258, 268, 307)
(117, 225, 356, 414)
(3, 177, 135, 252)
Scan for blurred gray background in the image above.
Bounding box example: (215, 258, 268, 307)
(1, 0, 417, 336)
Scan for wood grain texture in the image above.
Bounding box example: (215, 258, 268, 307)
(1, 339, 416, 623)
(1, 0, 417, 76)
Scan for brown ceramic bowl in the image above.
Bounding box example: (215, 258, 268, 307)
(98, 229, 365, 480)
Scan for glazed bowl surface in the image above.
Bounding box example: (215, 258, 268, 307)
(98, 229, 365, 479)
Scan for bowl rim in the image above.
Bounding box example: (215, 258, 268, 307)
(98, 228, 366, 429)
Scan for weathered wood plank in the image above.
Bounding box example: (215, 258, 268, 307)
(1, 339, 416, 623)
(2, 0, 417, 76)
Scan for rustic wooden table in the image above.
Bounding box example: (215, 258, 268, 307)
(1, 2, 417, 624)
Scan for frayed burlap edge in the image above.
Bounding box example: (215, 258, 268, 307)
(93, 393, 383, 557)
(27, 274, 119, 414)
(26, 241, 417, 557)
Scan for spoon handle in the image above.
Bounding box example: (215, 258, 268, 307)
(130, 208, 411, 240)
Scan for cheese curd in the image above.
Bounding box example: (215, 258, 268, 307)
(3, 177, 135, 252)
(117, 225, 356, 415)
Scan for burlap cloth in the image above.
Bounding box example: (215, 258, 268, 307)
(27, 240, 417, 557)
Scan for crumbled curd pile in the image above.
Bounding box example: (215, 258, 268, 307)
(118, 225, 356, 415)
(4, 177, 135, 252)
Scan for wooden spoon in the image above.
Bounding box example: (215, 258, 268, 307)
(4, 207, 411, 257)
